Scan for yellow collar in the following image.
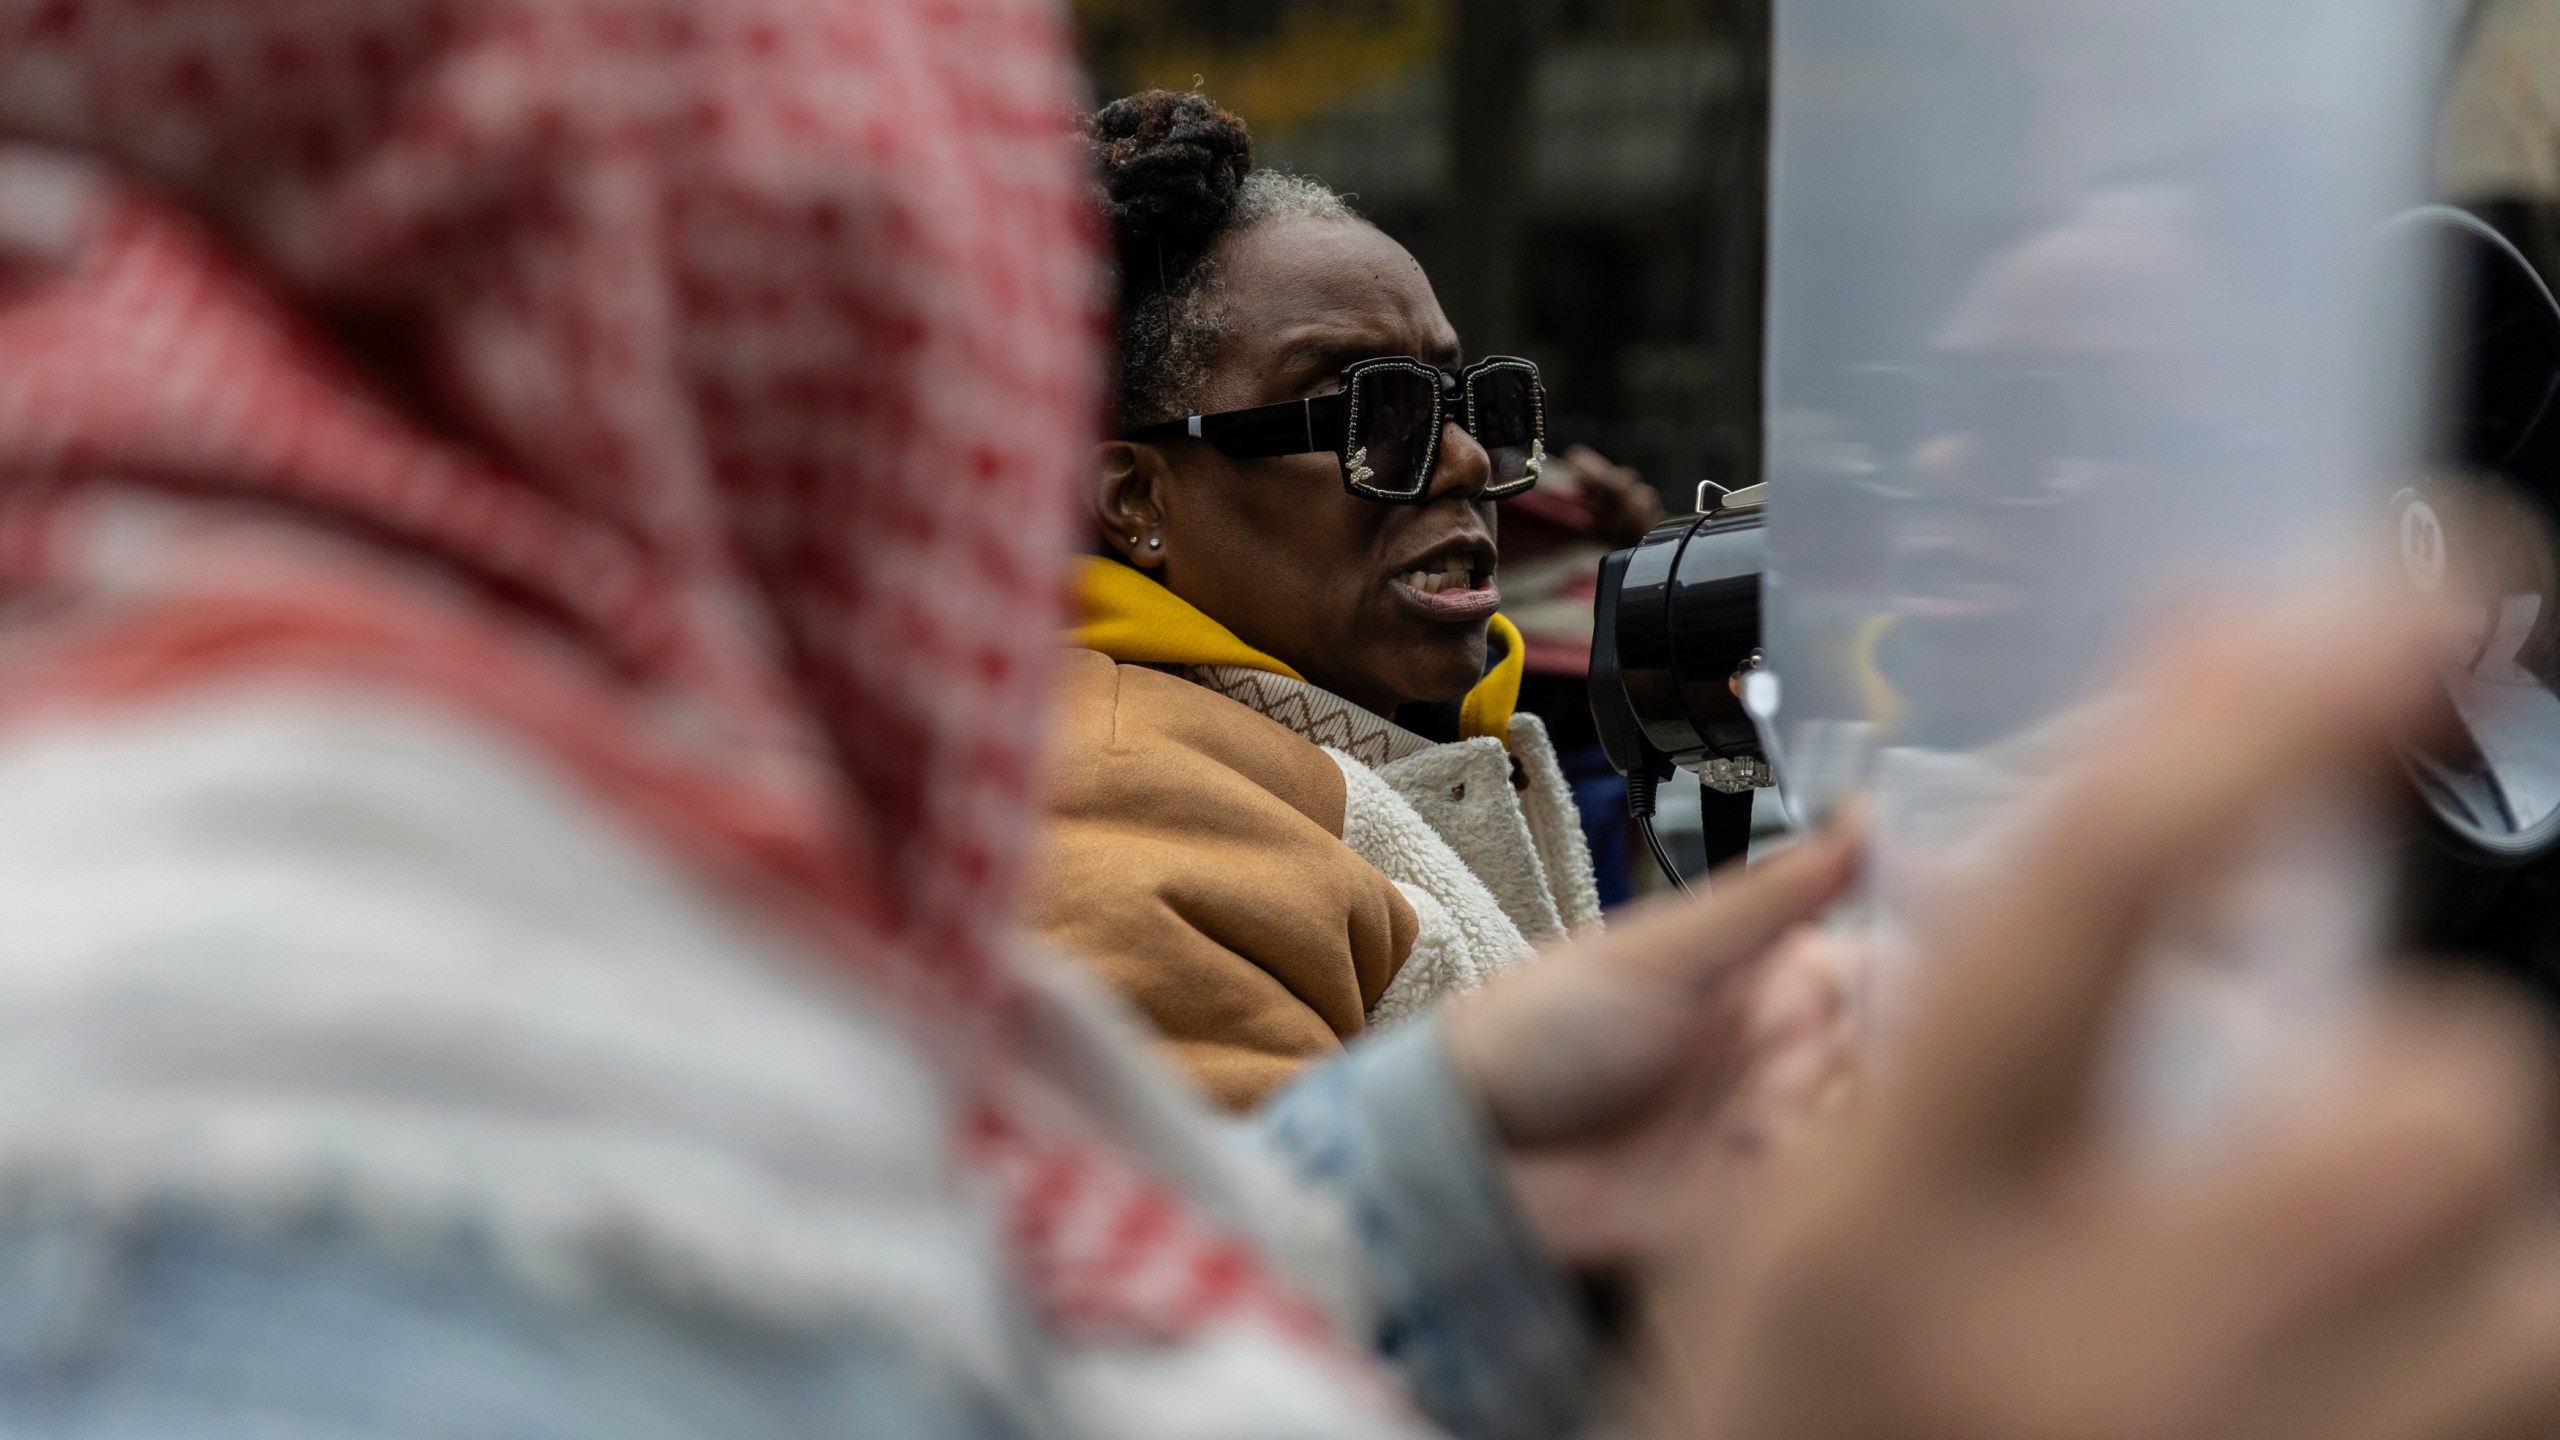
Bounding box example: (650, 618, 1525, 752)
(1067, 556, 1523, 744)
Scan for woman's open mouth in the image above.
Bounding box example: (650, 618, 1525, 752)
(1387, 552, 1502, 622)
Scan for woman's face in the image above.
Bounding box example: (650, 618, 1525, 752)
(1098, 214, 1499, 716)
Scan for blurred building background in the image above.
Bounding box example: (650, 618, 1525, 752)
(1072, 0, 1772, 508)
(2444, 0, 2560, 284)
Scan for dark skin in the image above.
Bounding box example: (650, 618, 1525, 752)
(1092, 214, 1498, 716)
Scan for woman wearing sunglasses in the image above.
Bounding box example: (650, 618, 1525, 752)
(1033, 92, 1608, 1107)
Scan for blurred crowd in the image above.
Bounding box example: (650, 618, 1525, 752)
(0, 3, 2556, 1440)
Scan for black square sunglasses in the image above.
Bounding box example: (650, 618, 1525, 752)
(1122, 355, 1548, 503)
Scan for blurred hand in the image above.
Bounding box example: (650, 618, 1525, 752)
(1444, 829, 1863, 1272)
(1555, 444, 1666, 549)
(1640, 591, 2560, 1440)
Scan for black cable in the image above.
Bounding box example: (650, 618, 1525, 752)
(1640, 816, 1691, 896)
(1626, 769, 1691, 895)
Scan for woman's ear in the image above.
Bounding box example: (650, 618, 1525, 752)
(1091, 440, 1172, 571)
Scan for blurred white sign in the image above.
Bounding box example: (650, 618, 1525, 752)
(1761, 0, 2436, 1160)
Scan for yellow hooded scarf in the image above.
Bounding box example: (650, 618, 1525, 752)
(1068, 555, 1523, 744)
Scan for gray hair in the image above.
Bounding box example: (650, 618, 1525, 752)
(1118, 171, 1358, 429)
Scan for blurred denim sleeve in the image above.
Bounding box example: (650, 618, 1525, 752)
(0, 1215, 1030, 1440)
(1254, 1017, 1595, 1440)
(0, 1032, 1586, 1440)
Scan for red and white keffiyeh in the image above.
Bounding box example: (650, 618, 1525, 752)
(0, 0, 1375, 1372)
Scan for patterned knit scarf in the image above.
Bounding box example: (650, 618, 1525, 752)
(0, 0, 1392, 1387)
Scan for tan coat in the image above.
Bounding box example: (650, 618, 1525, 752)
(1033, 649, 1601, 1107)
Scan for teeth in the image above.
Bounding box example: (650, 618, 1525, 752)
(1398, 559, 1478, 595)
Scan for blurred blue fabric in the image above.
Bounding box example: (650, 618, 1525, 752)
(0, 1020, 1589, 1440)
(1561, 743, 1634, 908)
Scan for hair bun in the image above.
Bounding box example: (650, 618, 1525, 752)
(1089, 90, 1255, 295)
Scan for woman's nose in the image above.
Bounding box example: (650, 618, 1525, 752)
(1426, 418, 1494, 501)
